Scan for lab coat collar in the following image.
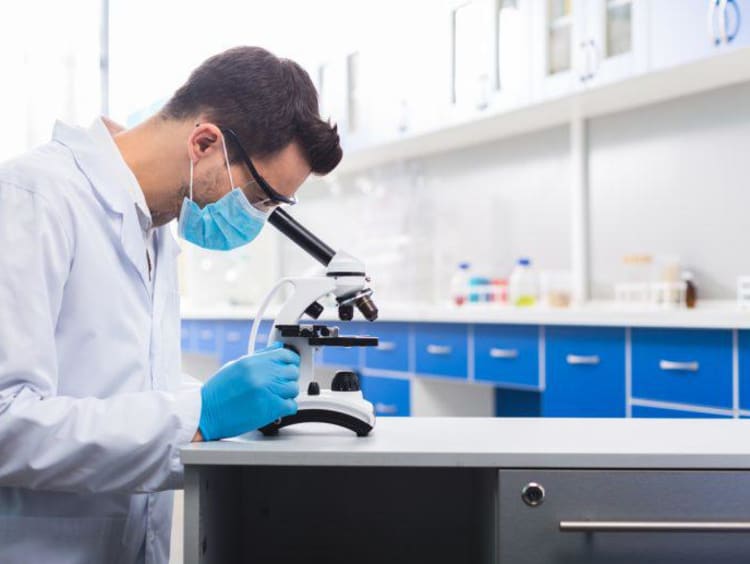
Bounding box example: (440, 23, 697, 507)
(53, 119, 137, 216)
(53, 119, 152, 292)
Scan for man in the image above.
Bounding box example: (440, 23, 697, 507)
(0, 46, 342, 563)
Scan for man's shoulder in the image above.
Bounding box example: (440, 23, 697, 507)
(0, 141, 85, 206)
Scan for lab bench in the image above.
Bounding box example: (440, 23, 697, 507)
(181, 312, 750, 420)
(181, 417, 750, 564)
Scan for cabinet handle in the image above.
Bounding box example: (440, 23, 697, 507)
(426, 344, 453, 356)
(226, 331, 241, 342)
(490, 348, 519, 359)
(708, 0, 729, 45)
(579, 39, 598, 82)
(566, 354, 600, 366)
(659, 360, 699, 372)
(199, 330, 213, 340)
(377, 341, 397, 352)
(560, 520, 750, 533)
(722, 0, 741, 43)
(375, 402, 398, 415)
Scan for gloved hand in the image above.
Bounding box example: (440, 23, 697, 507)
(198, 342, 300, 440)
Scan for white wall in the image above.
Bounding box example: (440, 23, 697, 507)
(282, 126, 571, 305)
(589, 81, 750, 300)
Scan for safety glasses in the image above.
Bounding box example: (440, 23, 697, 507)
(219, 126, 298, 207)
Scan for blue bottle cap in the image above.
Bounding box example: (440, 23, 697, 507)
(459, 262, 471, 270)
(517, 257, 531, 266)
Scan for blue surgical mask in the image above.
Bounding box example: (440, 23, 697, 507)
(178, 135, 269, 250)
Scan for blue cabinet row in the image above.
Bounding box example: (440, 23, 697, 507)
(182, 318, 747, 419)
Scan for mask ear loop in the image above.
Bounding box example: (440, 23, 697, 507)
(188, 159, 194, 201)
(220, 134, 236, 190)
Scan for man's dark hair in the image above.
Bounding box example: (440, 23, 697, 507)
(162, 46, 342, 175)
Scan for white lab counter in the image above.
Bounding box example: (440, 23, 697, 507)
(181, 300, 750, 329)
(181, 418, 750, 564)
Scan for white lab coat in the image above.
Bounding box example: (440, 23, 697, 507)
(0, 119, 202, 564)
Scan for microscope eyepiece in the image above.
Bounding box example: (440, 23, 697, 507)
(355, 294, 379, 322)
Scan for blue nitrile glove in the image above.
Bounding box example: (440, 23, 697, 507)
(198, 342, 300, 440)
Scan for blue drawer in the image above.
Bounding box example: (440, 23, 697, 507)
(414, 323, 469, 379)
(319, 321, 369, 368)
(543, 326, 626, 417)
(181, 319, 193, 352)
(474, 325, 539, 388)
(364, 322, 410, 372)
(738, 330, 750, 411)
(193, 320, 220, 355)
(360, 374, 410, 417)
(631, 329, 733, 409)
(632, 405, 731, 419)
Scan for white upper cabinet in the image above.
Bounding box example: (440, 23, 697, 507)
(446, 0, 533, 121)
(532, 0, 586, 99)
(584, 0, 649, 87)
(532, 0, 648, 100)
(650, 0, 750, 71)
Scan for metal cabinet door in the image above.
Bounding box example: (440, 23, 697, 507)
(498, 469, 750, 564)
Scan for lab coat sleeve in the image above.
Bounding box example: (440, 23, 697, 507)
(0, 181, 202, 494)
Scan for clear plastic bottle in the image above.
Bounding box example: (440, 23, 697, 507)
(509, 258, 538, 307)
(450, 262, 472, 306)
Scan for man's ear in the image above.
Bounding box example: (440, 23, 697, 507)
(187, 123, 222, 161)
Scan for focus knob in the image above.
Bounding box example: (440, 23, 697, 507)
(331, 370, 361, 392)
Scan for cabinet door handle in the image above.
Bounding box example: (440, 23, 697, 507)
(199, 330, 214, 340)
(709, 0, 721, 44)
(377, 341, 397, 352)
(560, 520, 750, 533)
(490, 348, 519, 359)
(426, 344, 453, 355)
(375, 402, 398, 415)
(722, 0, 741, 43)
(659, 360, 699, 372)
(226, 331, 242, 343)
(566, 354, 600, 366)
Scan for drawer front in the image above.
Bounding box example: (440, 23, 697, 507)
(632, 329, 733, 409)
(543, 326, 625, 417)
(414, 323, 469, 379)
(360, 374, 410, 417)
(474, 325, 540, 388)
(364, 322, 410, 372)
(631, 405, 732, 419)
(181, 319, 194, 352)
(499, 469, 750, 564)
(739, 330, 750, 411)
(319, 321, 369, 369)
(193, 320, 220, 355)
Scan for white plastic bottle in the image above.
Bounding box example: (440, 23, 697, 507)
(508, 258, 538, 307)
(450, 262, 472, 306)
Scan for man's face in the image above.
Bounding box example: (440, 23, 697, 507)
(182, 124, 311, 215)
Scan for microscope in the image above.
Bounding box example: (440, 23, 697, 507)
(247, 208, 379, 437)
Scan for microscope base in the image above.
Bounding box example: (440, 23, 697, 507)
(259, 391, 376, 437)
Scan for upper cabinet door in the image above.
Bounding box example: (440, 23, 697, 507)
(650, 0, 750, 71)
(532, 0, 588, 100)
(584, 0, 649, 87)
(446, 0, 533, 120)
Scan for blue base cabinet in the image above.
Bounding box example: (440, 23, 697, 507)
(631, 329, 733, 410)
(543, 327, 626, 417)
(632, 405, 732, 419)
(360, 374, 410, 416)
(474, 325, 540, 389)
(414, 323, 468, 379)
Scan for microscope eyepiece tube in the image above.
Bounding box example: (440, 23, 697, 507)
(268, 209, 335, 266)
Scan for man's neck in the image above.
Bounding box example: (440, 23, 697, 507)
(111, 116, 189, 227)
